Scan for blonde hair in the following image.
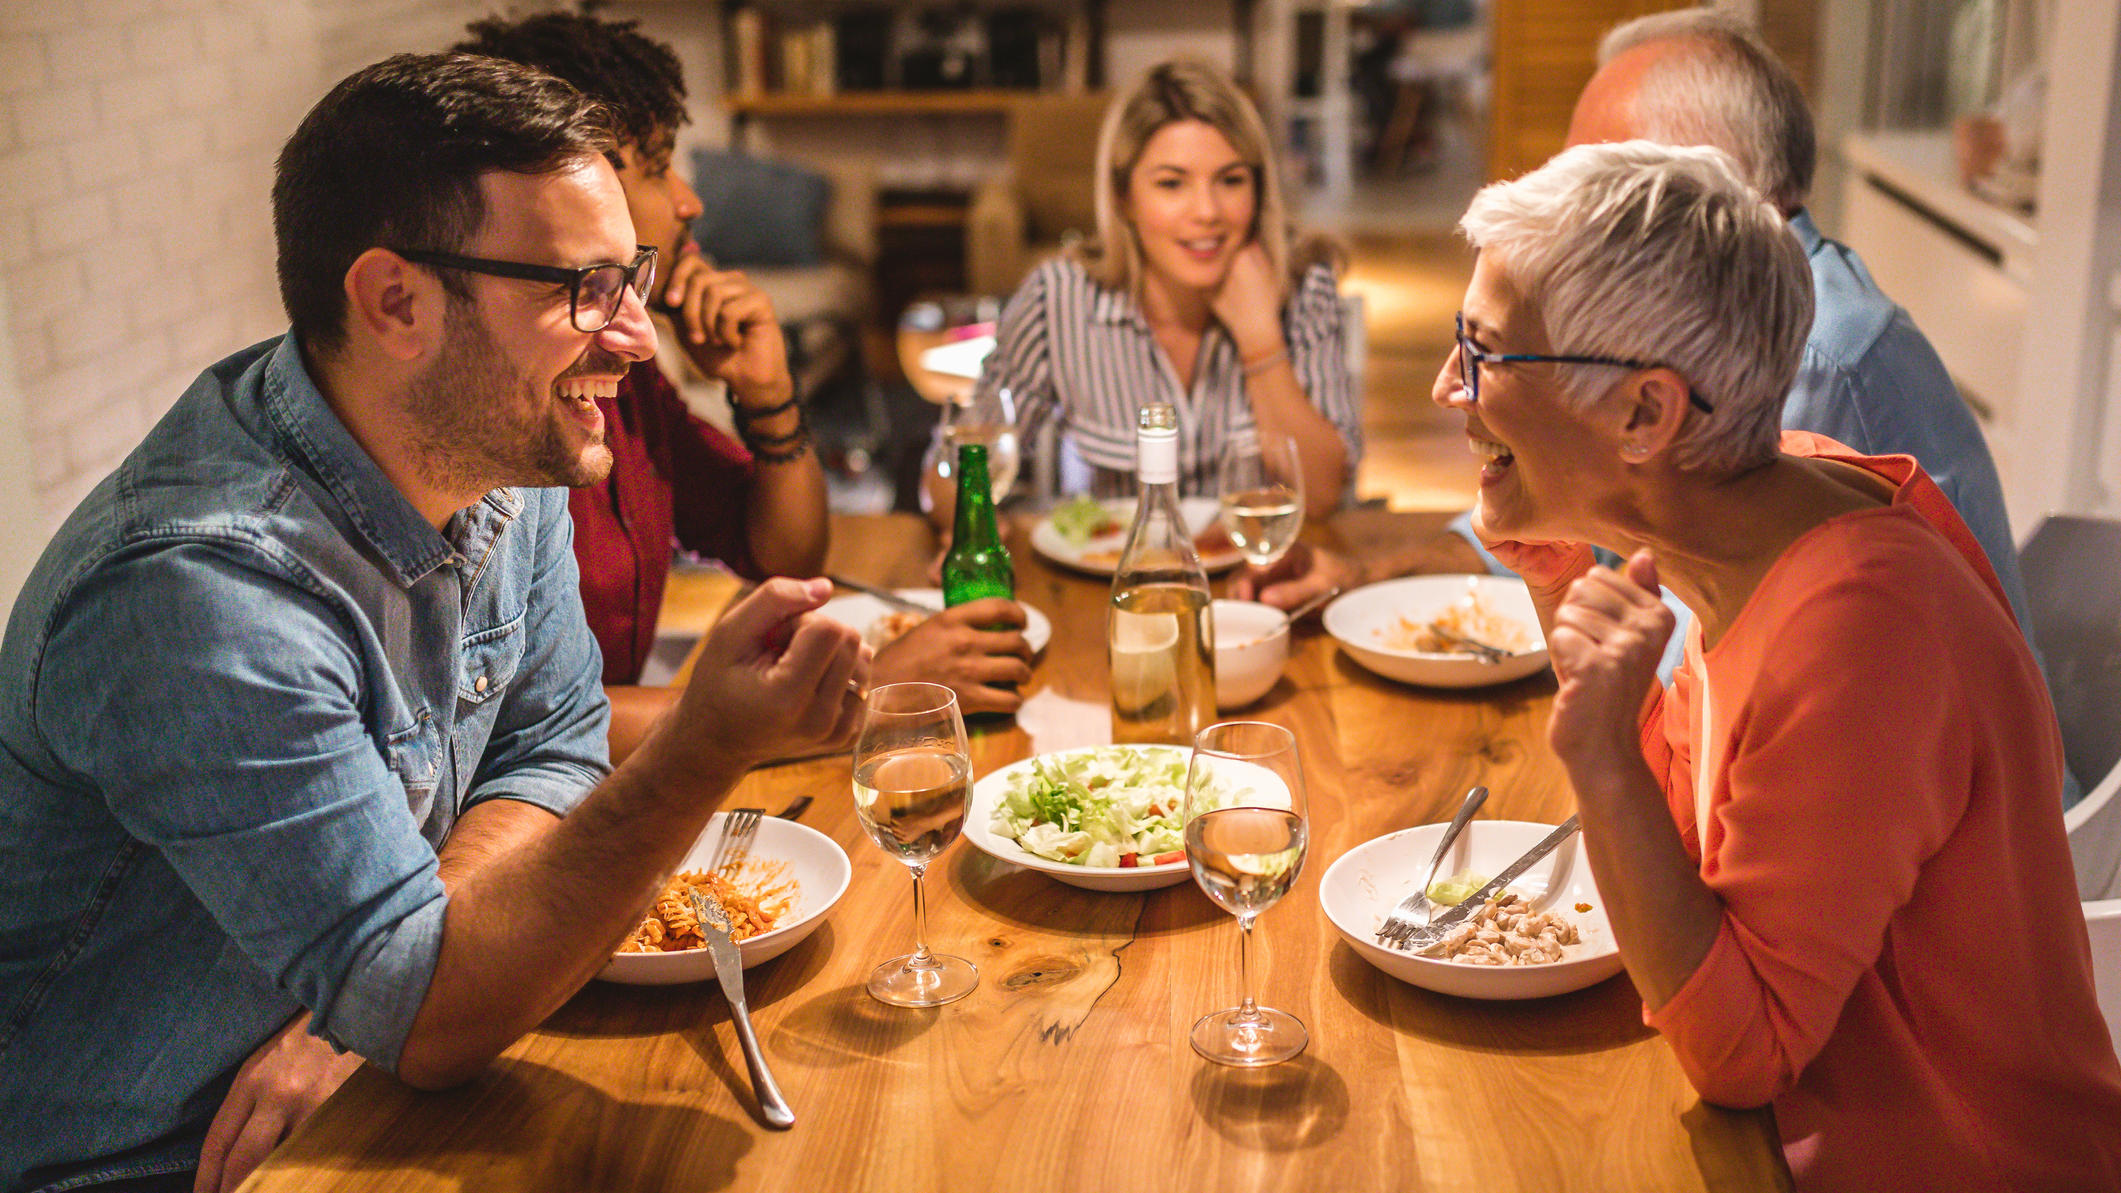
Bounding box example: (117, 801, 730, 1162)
(1075, 58, 1333, 299)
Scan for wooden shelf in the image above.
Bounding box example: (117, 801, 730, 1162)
(725, 90, 1058, 117)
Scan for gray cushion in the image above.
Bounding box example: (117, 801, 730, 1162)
(691, 148, 831, 267)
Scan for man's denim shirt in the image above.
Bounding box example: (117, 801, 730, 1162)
(0, 336, 611, 1191)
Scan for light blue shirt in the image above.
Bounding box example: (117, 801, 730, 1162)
(0, 336, 611, 1191)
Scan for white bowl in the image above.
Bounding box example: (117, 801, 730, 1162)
(598, 811, 852, 985)
(1324, 575, 1549, 688)
(1319, 819, 1623, 1000)
(1212, 599, 1290, 709)
(965, 745, 1199, 891)
(817, 587, 1052, 655)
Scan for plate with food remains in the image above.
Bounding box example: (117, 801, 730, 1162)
(1319, 819, 1622, 999)
(1029, 495, 1243, 576)
(598, 811, 851, 985)
(1324, 574, 1549, 688)
(818, 588, 1051, 656)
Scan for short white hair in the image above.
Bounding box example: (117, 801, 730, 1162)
(1597, 9, 1815, 211)
(1459, 140, 1813, 474)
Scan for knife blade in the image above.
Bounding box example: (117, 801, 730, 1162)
(825, 574, 937, 616)
(1383, 814, 1581, 955)
(688, 890, 795, 1129)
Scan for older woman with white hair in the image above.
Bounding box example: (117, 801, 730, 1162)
(969, 59, 1357, 515)
(1453, 141, 2121, 1190)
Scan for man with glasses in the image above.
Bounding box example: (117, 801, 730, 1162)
(0, 54, 866, 1193)
(454, 12, 1036, 745)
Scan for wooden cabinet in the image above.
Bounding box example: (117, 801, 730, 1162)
(1484, 0, 1691, 181)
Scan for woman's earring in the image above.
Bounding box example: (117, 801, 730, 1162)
(1622, 441, 1650, 460)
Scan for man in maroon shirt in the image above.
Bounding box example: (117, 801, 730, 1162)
(456, 14, 1035, 760)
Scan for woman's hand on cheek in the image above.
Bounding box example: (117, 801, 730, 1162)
(1209, 242, 1283, 352)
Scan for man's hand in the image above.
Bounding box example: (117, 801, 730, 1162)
(1545, 549, 1673, 788)
(873, 599, 1035, 715)
(659, 258, 791, 405)
(657, 577, 867, 774)
(1230, 541, 1360, 611)
(194, 1012, 362, 1193)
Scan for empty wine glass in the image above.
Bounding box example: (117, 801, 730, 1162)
(1182, 720, 1309, 1066)
(1217, 431, 1304, 567)
(852, 682, 979, 1007)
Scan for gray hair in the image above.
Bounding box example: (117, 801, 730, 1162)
(1597, 9, 1815, 211)
(1458, 140, 1813, 474)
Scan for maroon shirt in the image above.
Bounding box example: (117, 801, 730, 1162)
(569, 363, 757, 685)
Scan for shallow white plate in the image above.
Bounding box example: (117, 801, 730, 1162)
(818, 588, 1051, 655)
(1319, 819, 1622, 1000)
(598, 812, 852, 985)
(1324, 574, 1549, 688)
(966, 744, 1198, 891)
(1029, 497, 1243, 576)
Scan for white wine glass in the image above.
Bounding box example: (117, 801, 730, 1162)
(852, 682, 979, 1007)
(1218, 431, 1304, 568)
(1183, 720, 1309, 1066)
(920, 387, 1021, 519)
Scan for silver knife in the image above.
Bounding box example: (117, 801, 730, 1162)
(825, 574, 937, 616)
(1382, 815, 1581, 955)
(688, 890, 796, 1129)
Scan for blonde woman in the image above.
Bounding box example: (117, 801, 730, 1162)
(971, 59, 1357, 516)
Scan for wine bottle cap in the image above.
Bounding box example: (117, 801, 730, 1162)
(1136, 403, 1178, 485)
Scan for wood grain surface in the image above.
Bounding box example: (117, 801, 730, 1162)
(243, 510, 1789, 1193)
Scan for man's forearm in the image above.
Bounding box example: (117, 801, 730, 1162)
(732, 379, 828, 577)
(395, 747, 749, 1088)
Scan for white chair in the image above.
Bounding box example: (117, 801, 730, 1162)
(2017, 514, 2121, 898)
(2082, 899, 2121, 1053)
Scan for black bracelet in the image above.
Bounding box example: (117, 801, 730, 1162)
(731, 393, 800, 424)
(749, 432, 812, 464)
(738, 416, 808, 449)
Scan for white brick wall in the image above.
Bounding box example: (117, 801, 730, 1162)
(0, 0, 540, 536)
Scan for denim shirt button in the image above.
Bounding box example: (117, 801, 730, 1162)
(474, 675, 487, 693)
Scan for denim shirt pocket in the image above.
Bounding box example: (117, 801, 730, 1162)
(457, 613, 525, 707)
(381, 709, 441, 819)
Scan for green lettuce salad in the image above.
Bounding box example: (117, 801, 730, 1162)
(1048, 494, 1122, 546)
(991, 745, 1235, 867)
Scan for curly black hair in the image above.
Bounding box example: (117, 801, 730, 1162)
(453, 11, 688, 158)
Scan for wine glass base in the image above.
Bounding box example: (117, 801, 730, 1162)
(867, 953, 979, 1007)
(1189, 1005, 1307, 1067)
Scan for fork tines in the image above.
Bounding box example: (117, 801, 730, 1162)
(710, 808, 764, 878)
(1375, 898, 1434, 950)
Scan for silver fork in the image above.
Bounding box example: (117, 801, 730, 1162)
(1374, 785, 1488, 946)
(710, 807, 764, 878)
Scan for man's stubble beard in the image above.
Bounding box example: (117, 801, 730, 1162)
(402, 299, 616, 497)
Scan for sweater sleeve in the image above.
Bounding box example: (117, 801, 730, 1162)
(1644, 541, 1968, 1107)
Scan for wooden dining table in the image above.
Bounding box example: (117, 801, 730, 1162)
(245, 508, 1790, 1193)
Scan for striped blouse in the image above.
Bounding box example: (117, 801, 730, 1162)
(971, 255, 1361, 500)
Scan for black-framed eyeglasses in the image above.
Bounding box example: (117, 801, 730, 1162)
(398, 245, 658, 333)
(1454, 312, 1714, 413)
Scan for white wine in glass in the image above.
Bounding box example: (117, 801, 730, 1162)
(921, 388, 1020, 516)
(852, 682, 979, 1007)
(1183, 720, 1308, 1066)
(1218, 432, 1304, 568)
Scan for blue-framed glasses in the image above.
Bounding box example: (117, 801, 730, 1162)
(398, 245, 658, 333)
(1454, 312, 1714, 413)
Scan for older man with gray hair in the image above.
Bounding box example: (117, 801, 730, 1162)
(1445, 137, 2121, 1193)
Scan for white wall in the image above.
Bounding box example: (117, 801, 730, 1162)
(0, 0, 548, 547)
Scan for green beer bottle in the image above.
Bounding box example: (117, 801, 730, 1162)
(942, 442, 1014, 606)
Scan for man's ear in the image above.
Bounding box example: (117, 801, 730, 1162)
(1617, 367, 1693, 461)
(344, 248, 441, 363)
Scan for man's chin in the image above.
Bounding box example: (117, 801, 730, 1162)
(565, 444, 615, 488)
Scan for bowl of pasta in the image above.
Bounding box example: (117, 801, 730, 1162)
(598, 809, 851, 985)
(1324, 574, 1549, 688)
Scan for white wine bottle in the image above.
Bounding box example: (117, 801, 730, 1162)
(1109, 403, 1215, 745)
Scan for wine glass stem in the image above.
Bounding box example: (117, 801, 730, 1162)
(907, 863, 937, 969)
(1235, 913, 1260, 1024)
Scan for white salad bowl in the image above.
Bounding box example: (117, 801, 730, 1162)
(966, 745, 1200, 892)
(1319, 819, 1623, 1000)
(597, 811, 852, 985)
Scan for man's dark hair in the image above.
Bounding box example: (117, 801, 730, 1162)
(452, 12, 689, 159)
(272, 52, 616, 353)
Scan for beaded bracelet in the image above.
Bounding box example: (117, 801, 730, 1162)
(731, 393, 800, 424)
(738, 417, 808, 449)
(749, 431, 813, 465)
